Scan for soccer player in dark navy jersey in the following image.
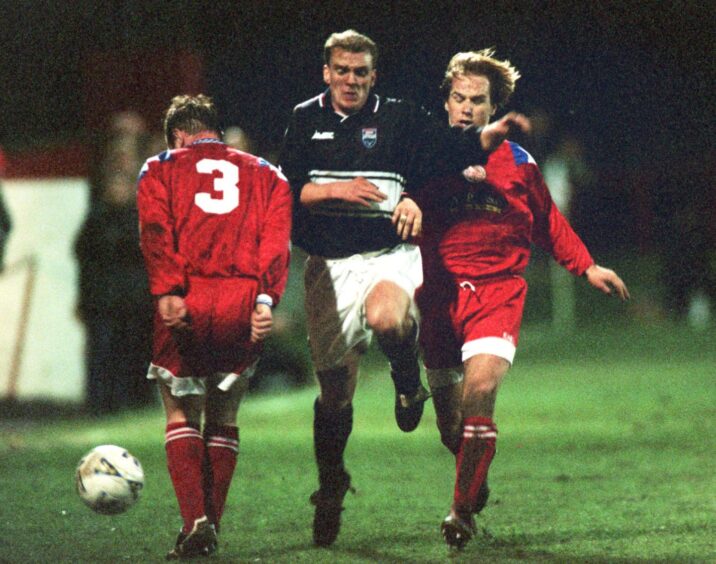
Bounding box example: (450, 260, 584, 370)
(280, 30, 530, 547)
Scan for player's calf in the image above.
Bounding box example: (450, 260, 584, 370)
(378, 321, 431, 432)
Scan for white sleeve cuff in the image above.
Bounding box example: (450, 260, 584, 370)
(256, 293, 274, 308)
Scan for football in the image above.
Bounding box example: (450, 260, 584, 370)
(75, 444, 144, 515)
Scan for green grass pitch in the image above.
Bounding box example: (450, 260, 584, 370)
(1, 324, 714, 562)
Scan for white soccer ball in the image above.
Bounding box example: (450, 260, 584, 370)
(75, 444, 144, 515)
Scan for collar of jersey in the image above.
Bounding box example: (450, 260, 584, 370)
(190, 138, 224, 146)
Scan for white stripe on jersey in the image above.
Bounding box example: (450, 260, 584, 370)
(308, 169, 406, 217)
(309, 208, 391, 219)
(309, 169, 406, 184)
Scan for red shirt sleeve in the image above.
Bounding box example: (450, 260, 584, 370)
(257, 168, 292, 306)
(527, 165, 594, 276)
(137, 164, 189, 296)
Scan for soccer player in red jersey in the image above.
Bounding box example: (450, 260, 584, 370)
(414, 51, 630, 549)
(137, 95, 291, 559)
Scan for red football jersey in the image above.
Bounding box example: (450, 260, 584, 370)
(137, 140, 291, 305)
(417, 141, 594, 284)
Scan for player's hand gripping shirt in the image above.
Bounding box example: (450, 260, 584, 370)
(280, 90, 490, 258)
(137, 140, 292, 305)
(417, 141, 594, 284)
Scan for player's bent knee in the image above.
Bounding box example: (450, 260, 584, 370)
(365, 282, 411, 334)
(365, 307, 404, 335)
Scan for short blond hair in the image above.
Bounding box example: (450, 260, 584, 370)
(324, 29, 378, 67)
(441, 49, 520, 109)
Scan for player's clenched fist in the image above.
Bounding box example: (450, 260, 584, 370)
(392, 197, 423, 240)
(157, 295, 189, 330)
(251, 303, 273, 343)
(480, 111, 531, 152)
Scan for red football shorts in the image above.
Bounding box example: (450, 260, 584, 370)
(151, 276, 260, 379)
(417, 276, 527, 369)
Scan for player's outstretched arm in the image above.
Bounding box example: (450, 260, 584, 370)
(585, 264, 630, 301)
(392, 197, 423, 240)
(480, 112, 532, 152)
(250, 303, 273, 343)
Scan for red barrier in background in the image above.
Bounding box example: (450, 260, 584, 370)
(3, 50, 203, 179)
(4, 142, 90, 179)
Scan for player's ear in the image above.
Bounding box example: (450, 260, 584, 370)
(323, 65, 331, 85)
(490, 104, 497, 117)
(369, 69, 376, 87)
(172, 130, 185, 149)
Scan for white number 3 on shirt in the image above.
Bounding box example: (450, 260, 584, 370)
(194, 159, 239, 214)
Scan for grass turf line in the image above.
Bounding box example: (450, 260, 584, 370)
(0, 324, 714, 562)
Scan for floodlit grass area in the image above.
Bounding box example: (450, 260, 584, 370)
(1, 323, 714, 562)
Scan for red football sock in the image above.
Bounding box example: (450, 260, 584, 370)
(453, 416, 497, 515)
(165, 421, 207, 534)
(203, 425, 239, 528)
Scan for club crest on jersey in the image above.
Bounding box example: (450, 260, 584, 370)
(462, 165, 487, 183)
(361, 128, 377, 149)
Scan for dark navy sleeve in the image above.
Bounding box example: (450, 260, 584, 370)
(279, 106, 310, 201)
(406, 104, 488, 193)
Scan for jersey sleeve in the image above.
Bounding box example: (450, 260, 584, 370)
(409, 104, 489, 191)
(527, 164, 594, 276)
(257, 166, 292, 306)
(278, 108, 309, 200)
(137, 164, 189, 296)
(278, 107, 317, 249)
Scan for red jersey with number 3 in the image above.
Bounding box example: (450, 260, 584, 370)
(417, 140, 593, 286)
(137, 140, 292, 305)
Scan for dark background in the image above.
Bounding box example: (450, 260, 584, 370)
(2, 1, 712, 161)
(1, 0, 714, 263)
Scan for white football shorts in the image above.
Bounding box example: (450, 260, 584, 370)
(304, 243, 422, 372)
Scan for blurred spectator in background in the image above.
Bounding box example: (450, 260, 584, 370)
(74, 111, 155, 415)
(223, 125, 254, 153)
(523, 108, 554, 162)
(0, 147, 11, 272)
(654, 155, 715, 328)
(542, 132, 593, 331)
